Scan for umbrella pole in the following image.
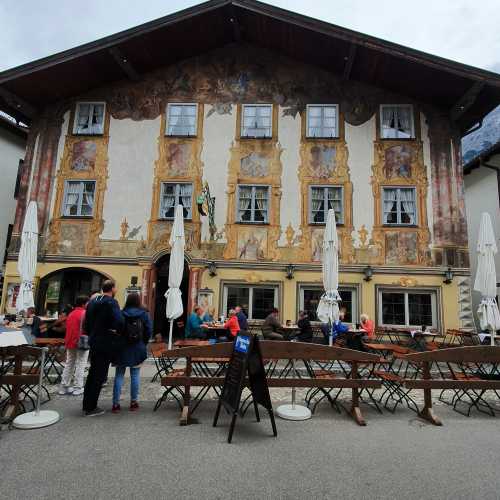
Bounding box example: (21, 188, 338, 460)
(168, 320, 174, 351)
(329, 319, 333, 347)
(491, 327, 495, 346)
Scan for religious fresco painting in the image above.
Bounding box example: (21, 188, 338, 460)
(240, 152, 270, 177)
(59, 224, 89, 255)
(166, 143, 191, 176)
(311, 228, 324, 262)
(310, 146, 336, 178)
(384, 145, 412, 179)
(385, 231, 417, 265)
(71, 141, 97, 171)
(237, 227, 267, 260)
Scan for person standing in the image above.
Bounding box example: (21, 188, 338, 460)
(58, 295, 89, 396)
(111, 293, 152, 413)
(235, 305, 248, 331)
(82, 280, 125, 417)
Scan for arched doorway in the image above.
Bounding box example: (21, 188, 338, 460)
(153, 254, 189, 339)
(37, 267, 108, 315)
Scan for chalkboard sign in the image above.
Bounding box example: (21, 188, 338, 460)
(213, 334, 277, 443)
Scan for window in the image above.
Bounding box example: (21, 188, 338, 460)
(379, 289, 437, 328)
(237, 185, 269, 223)
(310, 186, 343, 224)
(299, 285, 357, 323)
(159, 183, 192, 219)
(306, 104, 338, 138)
(62, 180, 96, 217)
(380, 105, 414, 139)
(166, 103, 197, 136)
(382, 187, 416, 225)
(74, 102, 105, 135)
(223, 284, 278, 320)
(241, 104, 272, 138)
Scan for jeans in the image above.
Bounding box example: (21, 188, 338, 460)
(83, 350, 112, 412)
(112, 366, 140, 406)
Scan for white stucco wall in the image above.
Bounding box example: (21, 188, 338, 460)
(278, 107, 301, 245)
(102, 116, 160, 240)
(345, 115, 376, 245)
(0, 126, 26, 266)
(200, 107, 236, 242)
(421, 112, 434, 241)
(465, 163, 500, 320)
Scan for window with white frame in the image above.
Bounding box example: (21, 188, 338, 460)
(223, 284, 278, 320)
(306, 104, 338, 138)
(382, 187, 416, 225)
(299, 285, 357, 323)
(62, 180, 96, 217)
(159, 182, 192, 219)
(237, 185, 269, 223)
(380, 105, 414, 139)
(73, 102, 105, 135)
(378, 289, 437, 329)
(310, 185, 343, 224)
(241, 104, 272, 138)
(166, 103, 197, 136)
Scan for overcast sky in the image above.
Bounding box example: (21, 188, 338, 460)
(1, 0, 499, 73)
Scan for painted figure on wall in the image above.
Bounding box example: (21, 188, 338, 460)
(384, 145, 413, 179)
(238, 228, 266, 260)
(240, 152, 269, 177)
(310, 146, 336, 178)
(385, 231, 417, 264)
(311, 228, 324, 262)
(166, 143, 191, 176)
(71, 141, 97, 171)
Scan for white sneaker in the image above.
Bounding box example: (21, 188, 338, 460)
(58, 386, 73, 395)
(72, 388, 84, 396)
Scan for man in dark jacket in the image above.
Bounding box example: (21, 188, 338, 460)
(235, 306, 248, 331)
(82, 280, 124, 416)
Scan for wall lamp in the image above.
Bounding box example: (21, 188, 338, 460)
(443, 266, 453, 284)
(363, 266, 373, 282)
(285, 264, 295, 280)
(207, 261, 217, 277)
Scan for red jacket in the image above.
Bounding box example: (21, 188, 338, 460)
(224, 316, 241, 337)
(65, 307, 86, 349)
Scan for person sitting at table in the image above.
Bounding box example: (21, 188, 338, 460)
(223, 309, 241, 338)
(185, 306, 208, 339)
(407, 331, 428, 352)
(360, 313, 375, 338)
(296, 310, 313, 342)
(49, 305, 73, 338)
(202, 307, 215, 324)
(235, 305, 248, 331)
(262, 308, 285, 340)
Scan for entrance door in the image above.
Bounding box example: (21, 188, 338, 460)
(153, 255, 189, 339)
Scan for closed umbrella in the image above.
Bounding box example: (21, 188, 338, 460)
(165, 205, 185, 350)
(474, 212, 500, 346)
(316, 209, 341, 346)
(17, 201, 38, 314)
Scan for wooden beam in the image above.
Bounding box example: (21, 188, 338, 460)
(108, 47, 140, 81)
(342, 43, 357, 80)
(0, 86, 37, 118)
(229, 6, 242, 42)
(450, 81, 485, 122)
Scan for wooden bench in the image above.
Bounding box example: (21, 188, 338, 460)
(161, 341, 383, 426)
(403, 346, 500, 425)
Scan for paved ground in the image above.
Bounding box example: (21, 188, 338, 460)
(2, 373, 500, 500)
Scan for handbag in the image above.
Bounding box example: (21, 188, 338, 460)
(77, 312, 90, 350)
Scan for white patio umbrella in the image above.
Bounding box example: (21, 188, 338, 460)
(474, 212, 500, 346)
(317, 209, 341, 346)
(16, 201, 38, 314)
(165, 205, 185, 350)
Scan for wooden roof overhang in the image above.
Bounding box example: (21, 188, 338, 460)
(1, 0, 499, 133)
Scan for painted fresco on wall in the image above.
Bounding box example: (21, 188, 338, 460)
(385, 232, 417, 264)
(311, 228, 324, 262)
(71, 141, 97, 171)
(384, 145, 412, 179)
(237, 227, 266, 260)
(240, 153, 269, 177)
(310, 146, 336, 178)
(166, 143, 190, 176)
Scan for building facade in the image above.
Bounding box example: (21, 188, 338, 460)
(1, 0, 500, 334)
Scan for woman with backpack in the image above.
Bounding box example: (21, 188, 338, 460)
(111, 292, 152, 413)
